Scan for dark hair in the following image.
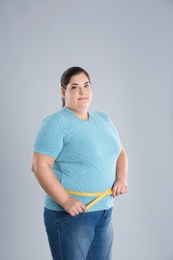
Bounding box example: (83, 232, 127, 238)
(61, 66, 91, 107)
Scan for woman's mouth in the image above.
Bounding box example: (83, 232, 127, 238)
(78, 97, 87, 100)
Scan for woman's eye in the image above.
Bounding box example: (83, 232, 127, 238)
(85, 84, 90, 88)
(72, 86, 78, 89)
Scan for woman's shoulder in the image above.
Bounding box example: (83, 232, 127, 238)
(43, 107, 67, 122)
(90, 110, 109, 121)
(90, 110, 117, 129)
(37, 108, 68, 132)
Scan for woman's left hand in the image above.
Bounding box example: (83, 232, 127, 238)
(112, 179, 128, 198)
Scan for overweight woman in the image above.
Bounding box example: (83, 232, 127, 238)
(31, 66, 128, 260)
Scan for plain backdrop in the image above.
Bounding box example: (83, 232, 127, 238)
(0, 0, 173, 259)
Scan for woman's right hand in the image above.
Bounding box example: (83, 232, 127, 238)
(61, 197, 87, 216)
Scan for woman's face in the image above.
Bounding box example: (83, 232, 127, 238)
(61, 72, 92, 114)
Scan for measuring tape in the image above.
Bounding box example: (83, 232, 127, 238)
(66, 188, 112, 210)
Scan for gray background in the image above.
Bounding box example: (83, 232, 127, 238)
(0, 0, 173, 259)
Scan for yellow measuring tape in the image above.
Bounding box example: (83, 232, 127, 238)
(66, 188, 112, 210)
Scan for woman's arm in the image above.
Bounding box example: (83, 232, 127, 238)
(112, 147, 128, 197)
(31, 152, 87, 216)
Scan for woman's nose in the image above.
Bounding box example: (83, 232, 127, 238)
(79, 87, 85, 94)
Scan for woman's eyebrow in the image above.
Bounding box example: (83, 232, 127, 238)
(71, 83, 78, 86)
(71, 81, 90, 86)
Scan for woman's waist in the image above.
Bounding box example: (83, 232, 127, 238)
(54, 171, 115, 192)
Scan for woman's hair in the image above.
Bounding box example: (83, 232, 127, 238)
(60, 66, 91, 107)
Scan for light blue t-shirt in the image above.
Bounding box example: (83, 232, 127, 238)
(33, 107, 121, 212)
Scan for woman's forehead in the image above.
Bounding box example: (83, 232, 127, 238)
(69, 73, 90, 84)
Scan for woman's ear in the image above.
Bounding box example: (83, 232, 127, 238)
(61, 87, 66, 98)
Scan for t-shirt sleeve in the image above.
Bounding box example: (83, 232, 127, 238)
(102, 113, 121, 143)
(32, 115, 63, 158)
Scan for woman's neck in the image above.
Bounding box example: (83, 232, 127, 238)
(65, 106, 89, 120)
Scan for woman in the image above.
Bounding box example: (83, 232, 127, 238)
(31, 66, 128, 260)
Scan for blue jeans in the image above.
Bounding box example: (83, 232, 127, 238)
(44, 207, 113, 260)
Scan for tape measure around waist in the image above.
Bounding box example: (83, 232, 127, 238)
(66, 188, 112, 210)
